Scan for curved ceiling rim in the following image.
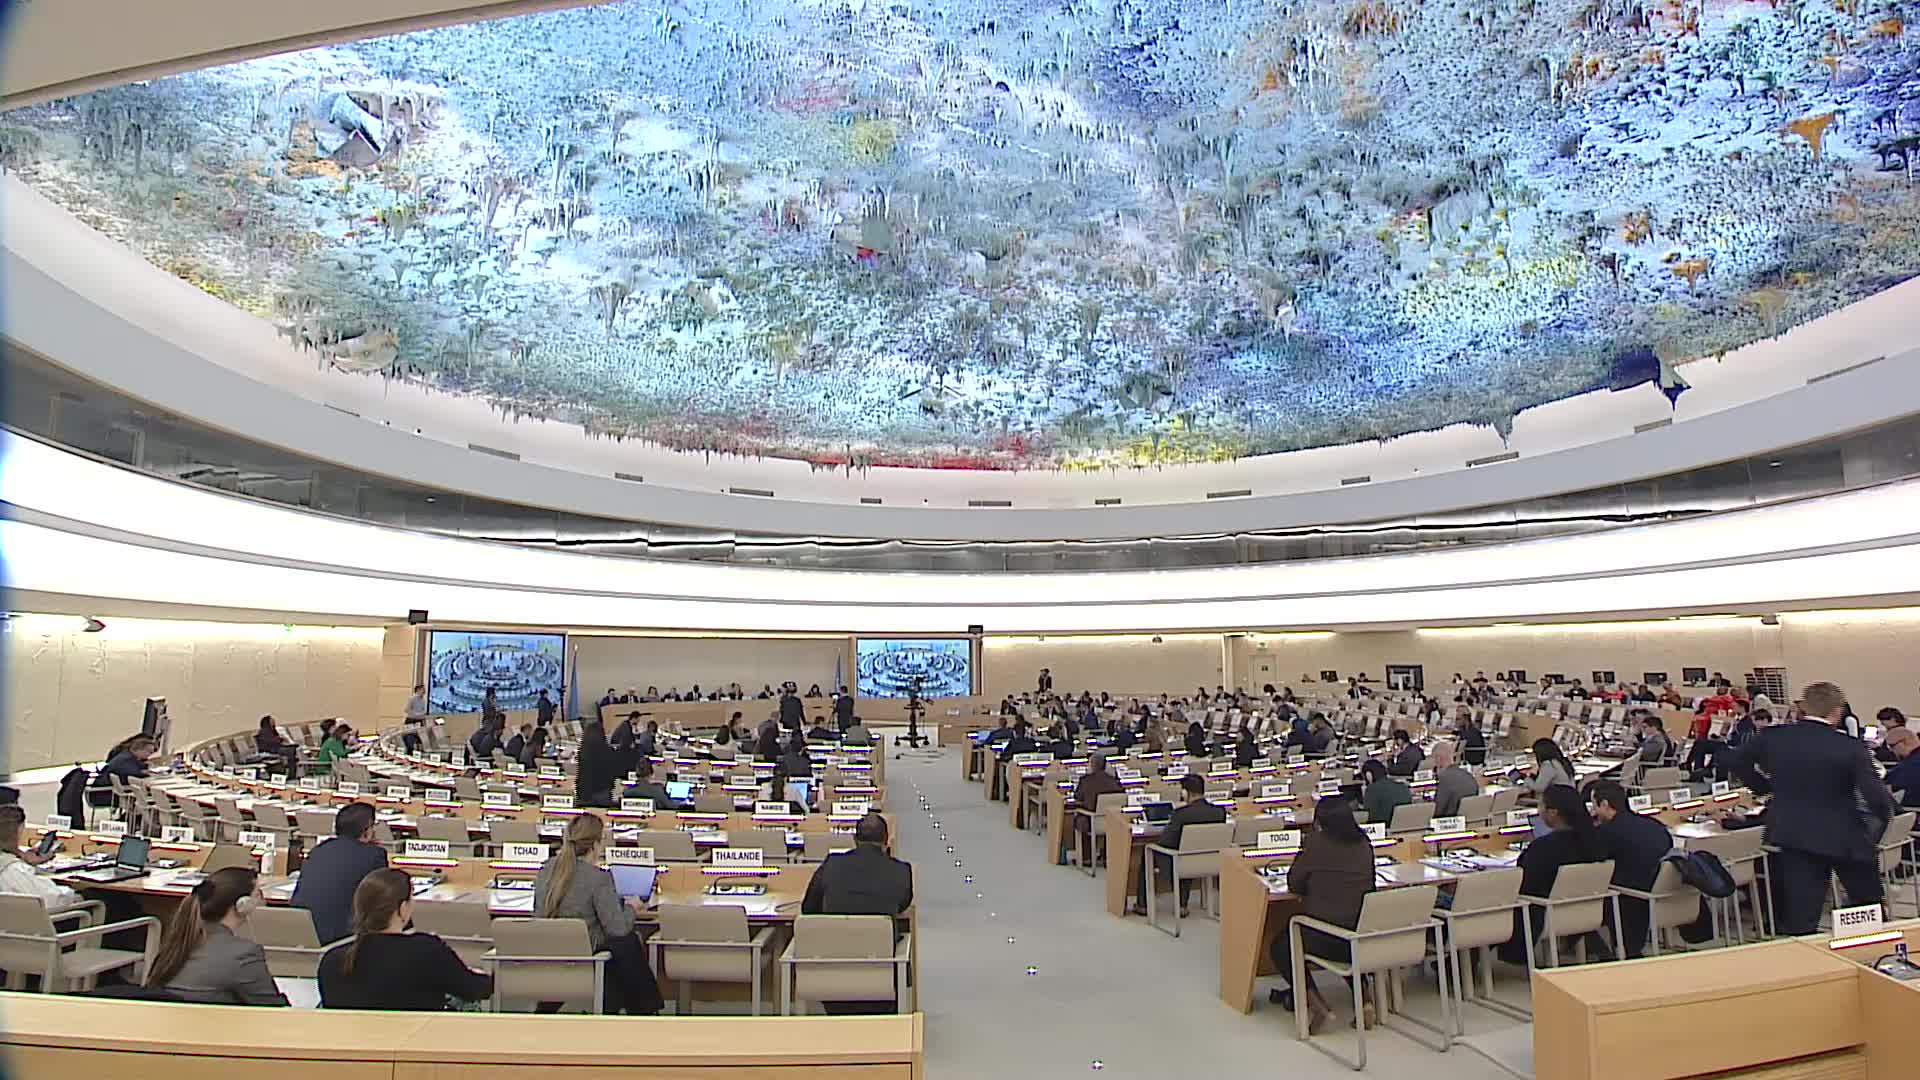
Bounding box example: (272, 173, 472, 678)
(9, 234, 1919, 542)
(14, 429, 1920, 609)
(20, 498, 1920, 611)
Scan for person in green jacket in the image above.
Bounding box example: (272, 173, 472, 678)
(314, 723, 354, 774)
(1360, 758, 1411, 828)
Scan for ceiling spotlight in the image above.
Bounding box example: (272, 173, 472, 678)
(82, 617, 107, 633)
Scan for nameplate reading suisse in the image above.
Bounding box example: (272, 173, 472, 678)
(404, 839, 451, 860)
(711, 847, 764, 869)
(503, 842, 548, 863)
(606, 846, 655, 866)
(542, 793, 575, 811)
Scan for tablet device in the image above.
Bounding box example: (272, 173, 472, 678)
(665, 781, 693, 802)
(609, 864, 658, 902)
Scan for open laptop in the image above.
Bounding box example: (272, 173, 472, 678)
(665, 780, 694, 803)
(783, 779, 812, 808)
(609, 864, 658, 903)
(70, 835, 151, 883)
(1141, 801, 1174, 825)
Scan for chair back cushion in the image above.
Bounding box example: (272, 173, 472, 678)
(791, 915, 896, 1002)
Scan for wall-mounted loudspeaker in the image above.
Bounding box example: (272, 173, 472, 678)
(407, 609, 430, 625)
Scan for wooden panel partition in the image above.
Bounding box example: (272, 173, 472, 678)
(0, 995, 923, 1079)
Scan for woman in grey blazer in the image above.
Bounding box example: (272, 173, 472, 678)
(146, 867, 288, 1005)
(533, 813, 663, 1014)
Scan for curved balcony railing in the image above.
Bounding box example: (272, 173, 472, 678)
(8, 345, 1919, 573)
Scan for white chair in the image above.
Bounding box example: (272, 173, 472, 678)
(413, 815, 482, 858)
(411, 899, 494, 969)
(0, 895, 158, 992)
(633, 830, 700, 862)
(1683, 829, 1770, 942)
(1519, 860, 1623, 968)
(1454, 794, 1496, 828)
(802, 831, 855, 861)
(1387, 802, 1435, 835)
(1291, 885, 1452, 1070)
(1430, 867, 1528, 1032)
(247, 803, 298, 851)
(1144, 821, 1232, 937)
(489, 918, 609, 1013)
(1877, 812, 1917, 917)
(1610, 860, 1702, 957)
(778, 914, 912, 1015)
(648, 904, 775, 1015)
(729, 828, 793, 863)
(244, 906, 337, 978)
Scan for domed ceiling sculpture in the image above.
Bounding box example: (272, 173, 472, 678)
(6, 0, 1918, 470)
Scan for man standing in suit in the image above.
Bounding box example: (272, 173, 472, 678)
(1734, 681, 1895, 935)
(1589, 780, 1673, 957)
(801, 813, 913, 1013)
(778, 688, 804, 731)
(833, 690, 856, 732)
(290, 802, 389, 943)
(1037, 668, 1053, 694)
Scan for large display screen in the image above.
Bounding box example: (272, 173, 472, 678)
(427, 631, 566, 714)
(855, 638, 973, 699)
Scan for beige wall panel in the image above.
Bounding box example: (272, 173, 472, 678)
(980, 635, 1225, 698)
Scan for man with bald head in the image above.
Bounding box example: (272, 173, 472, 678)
(1068, 751, 1125, 866)
(1884, 726, 1920, 809)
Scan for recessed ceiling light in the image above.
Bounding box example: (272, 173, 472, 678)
(1768, 460, 1783, 468)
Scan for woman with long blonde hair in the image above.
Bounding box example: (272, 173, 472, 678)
(533, 812, 663, 1014)
(317, 868, 492, 1010)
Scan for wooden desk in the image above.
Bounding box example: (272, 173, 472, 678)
(0, 993, 924, 1079)
(1532, 941, 1866, 1080)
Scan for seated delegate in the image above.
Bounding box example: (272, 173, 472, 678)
(1429, 741, 1480, 817)
(145, 866, 288, 1005)
(1589, 779, 1673, 959)
(1359, 759, 1410, 826)
(533, 814, 663, 1015)
(0, 805, 83, 911)
(290, 801, 389, 943)
(1133, 774, 1227, 915)
(318, 869, 493, 1010)
(1267, 795, 1377, 1032)
(1385, 729, 1424, 777)
(801, 813, 914, 1014)
(1498, 784, 1608, 963)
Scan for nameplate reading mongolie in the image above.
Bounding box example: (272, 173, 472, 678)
(483, 792, 515, 809)
(542, 793, 575, 811)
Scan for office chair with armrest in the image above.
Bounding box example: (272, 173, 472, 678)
(1144, 821, 1232, 937)
(778, 914, 911, 1015)
(1519, 860, 1623, 969)
(0, 895, 159, 992)
(1431, 867, 1527, 1032)
(243, 906, 337, 979)
(410, 899, 493, 969)
(1292, 885, 1451, 1071)
(649, 903, 775, 1015)
(489, 917, 608, 1014)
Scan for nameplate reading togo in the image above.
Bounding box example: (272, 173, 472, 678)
(606, 846, 655, 866)
(1430, 816, 1467, 833)
(404, 839, 451, 859)
(1258, 830, 1302, 849)
(621, 798, 655, 813)
(337, 782, 361, 797)
(483, 792, 515, 809)
(238, 830, 276, 849)
(542, 794, 575, 811)
(1628, 795, 1654, 812)
(711, 847, 764, 868)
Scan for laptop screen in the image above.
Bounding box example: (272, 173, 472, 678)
(609, 864, 658, 901)
(665, 780, 693, 802)
(1143, 801, 1174, 824)
(783, 780, 811, 807)
(116, 835, 150, 869)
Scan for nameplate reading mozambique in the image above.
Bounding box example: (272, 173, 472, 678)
(542, 794, 575, 811)
(621, 798, 655, 813)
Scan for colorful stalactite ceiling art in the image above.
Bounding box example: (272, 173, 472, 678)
(8, 0, 1919, 470)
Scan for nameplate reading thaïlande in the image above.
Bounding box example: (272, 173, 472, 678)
(606, 846, 655, 867)
(337, 782, 362, 797)
(542, 793, 575, 811)
(404, 839, 451, 860)
(161, 826, 195, 844)
(754, 801, 791, 816)
(1413, 769, 1436, 783)
(386, 785, 412, 801)
(238, 830, 276, 849)
(1430, 816, 1467, 834)
(43, 814, 72, 831)
(710, 847, 764, 869)
(483, 792, 515, 809)
(1506, 810, 1533, 827)
(1258, 830, 1302, 849)
(1362, 823, 1387, 840)
(621, 798, 655, 813)
(1628, 795, 1654, 813)
(503, 842, 548, 863)
(1832, 904, 1885, 936)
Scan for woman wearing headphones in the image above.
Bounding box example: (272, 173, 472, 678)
(145, 867, 288, 1005)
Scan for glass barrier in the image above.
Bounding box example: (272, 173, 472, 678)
(8, 346, 1919, 573)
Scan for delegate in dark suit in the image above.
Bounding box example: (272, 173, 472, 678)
(1598, 808, 1673, 958)
(779, 693, 805, 729)
(1137, 783, 1228, 911)
(1069, 767, 1124, 866)
(1733, 717, 1894, 935)
(290, 834, 389, 943)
